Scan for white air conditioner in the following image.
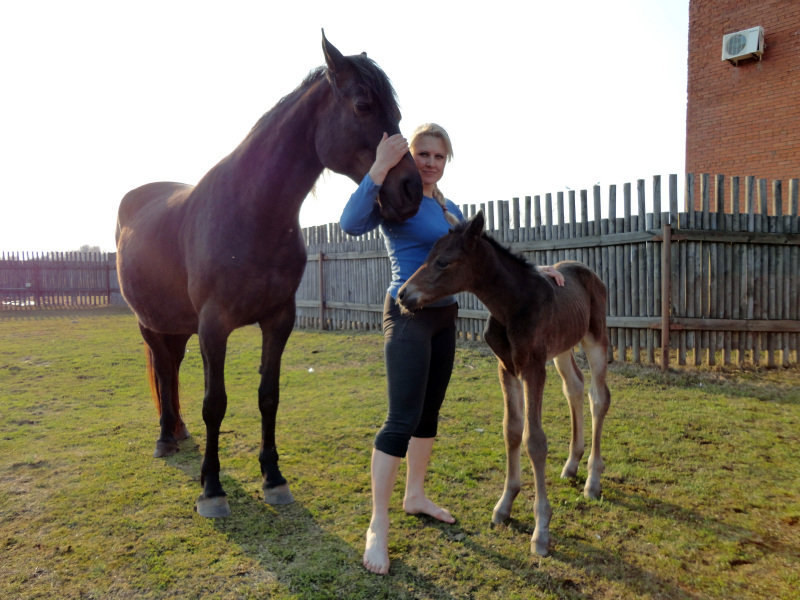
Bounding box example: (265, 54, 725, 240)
(721, 26, 764, 64)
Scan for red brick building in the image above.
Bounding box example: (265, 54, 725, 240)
(685, 0, 800, 209)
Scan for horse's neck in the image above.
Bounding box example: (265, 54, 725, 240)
(471, 243, 544, 318)
(201, 80, 328, 222)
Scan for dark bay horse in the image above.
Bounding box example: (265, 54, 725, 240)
(116, 32, 422, 518)
(397, 212, 611, 556)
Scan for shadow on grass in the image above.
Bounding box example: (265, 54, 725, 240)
(165, 439, 459, 599)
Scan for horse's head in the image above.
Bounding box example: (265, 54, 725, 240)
(397, 211, 486, 311)
(317, 31, 422, 222)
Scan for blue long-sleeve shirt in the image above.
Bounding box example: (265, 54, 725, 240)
(340, 174, 464, 303)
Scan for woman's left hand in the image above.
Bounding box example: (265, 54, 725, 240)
(538, 265, 565, 287)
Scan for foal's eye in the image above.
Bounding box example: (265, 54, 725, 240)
(435, 259, 449, 269)
(354, 100, 371, 115)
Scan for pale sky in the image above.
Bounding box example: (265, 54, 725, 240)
(0, 0, 688, 252)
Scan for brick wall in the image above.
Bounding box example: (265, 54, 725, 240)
(686, 0, 800, 210)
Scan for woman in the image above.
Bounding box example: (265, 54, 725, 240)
(341, 123, 563, 575)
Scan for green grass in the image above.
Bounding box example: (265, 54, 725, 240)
(1, 307, 799, 599)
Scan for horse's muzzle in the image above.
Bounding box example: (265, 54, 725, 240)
(396, 284, 423, 313)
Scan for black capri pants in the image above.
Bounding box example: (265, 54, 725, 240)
(375, 294, 458, 458)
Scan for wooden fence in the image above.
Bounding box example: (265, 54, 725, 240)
(3, 173, 798, 369)
(296, 174, 800, 369)
(0, 251, 119, 310)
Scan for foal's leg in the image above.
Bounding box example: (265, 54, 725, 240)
(522, 360, 552, 556)
(258, 302, 296, 505)
(553, 351, 585, 479)
(491, 362, 524, 525)
(139, 325, 190, 458)
(582, 336, 611, 499)
(195, 310, 232, 518)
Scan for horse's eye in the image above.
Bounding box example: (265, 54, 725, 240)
(435, 259, 449, 269)
(354, 100, 371, 115)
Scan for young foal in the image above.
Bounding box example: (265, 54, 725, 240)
(397, 212, 611, 556)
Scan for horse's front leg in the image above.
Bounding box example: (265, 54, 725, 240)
(258, 303, 296, 505)
(195, 314, 232, 518)
(492, 361, 524, 525)
(523, 360, 552, 556)
(553, 351, 585, 479)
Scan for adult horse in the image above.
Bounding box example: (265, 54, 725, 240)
(115, 32, 422, 518)
(397, 212, 610, 556)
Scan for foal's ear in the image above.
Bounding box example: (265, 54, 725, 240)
(465, 211, 485, 238)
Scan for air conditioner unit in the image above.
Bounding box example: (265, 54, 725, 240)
(721, 26, 764, 65)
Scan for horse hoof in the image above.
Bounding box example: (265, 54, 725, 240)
(263, 483, 294, 505)
(532, 538, 550, 557)
(560, 464, 579, 479)
(491, 509, 510, 526)
(584, 483, 602, 500)
(153, 440, 179, 458)
(196, 495, 231, 518)
(531, 530, 551, 556)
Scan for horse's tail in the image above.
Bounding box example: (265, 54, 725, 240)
(144, 344, 184, 437)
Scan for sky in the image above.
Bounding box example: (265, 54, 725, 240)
(0, 0, 689, 253)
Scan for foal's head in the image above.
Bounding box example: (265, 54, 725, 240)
(317, 32, 422, 222)
(397, 211, 488, 311)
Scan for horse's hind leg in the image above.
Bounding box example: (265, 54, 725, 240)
(258, 302, 296, 505)
(553, 351, 585, 480)
(492, 362, 524, 525)
(139, 325, 191, 458)
(582, 335, 611, 499)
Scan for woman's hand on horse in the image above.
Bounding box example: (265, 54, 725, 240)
(538, 265, 565, 287)
(369, 133, 409, 185)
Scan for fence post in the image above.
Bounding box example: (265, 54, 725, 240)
(660, 223, 672, 370)
(318, 252, 326, 331)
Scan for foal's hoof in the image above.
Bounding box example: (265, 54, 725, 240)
(584, 480, 602, 500)
(532, 535, 551, 557)
(153, 440, 179, 458)
(491, 509, 510, 526)
(263, 483, 294, 505)
(196, 495, 231, 518)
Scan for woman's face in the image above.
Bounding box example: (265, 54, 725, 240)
(411, 135, 448, 192)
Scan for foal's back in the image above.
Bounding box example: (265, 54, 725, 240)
(526, 261, 607, 360)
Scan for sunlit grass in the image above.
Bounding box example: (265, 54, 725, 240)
(1, 307, 799, 599)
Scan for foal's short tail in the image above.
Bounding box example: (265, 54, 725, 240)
(144, 345, 185, 438)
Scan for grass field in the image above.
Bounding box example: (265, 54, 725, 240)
(1, 307, 799, 599)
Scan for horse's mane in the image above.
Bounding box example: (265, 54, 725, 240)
(452, 220, 538, 273)
(250, 54, 400, 135)
(345, 54, 401, 122)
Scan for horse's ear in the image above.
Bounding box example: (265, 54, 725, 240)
(465, 211, 485, 238)
(321, 30, 349, 79)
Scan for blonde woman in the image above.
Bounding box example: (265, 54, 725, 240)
(341, 123, 562, 574)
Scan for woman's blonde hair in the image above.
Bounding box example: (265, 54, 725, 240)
(410, 123, 461, 226)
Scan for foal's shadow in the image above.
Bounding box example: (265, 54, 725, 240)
(165, 440, 458, 599)
(449, 476, 707, 600)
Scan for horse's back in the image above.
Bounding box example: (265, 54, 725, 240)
(554, 260, 608, 343)
(117, 182, 192, 238)
(116, 182, 198, 333)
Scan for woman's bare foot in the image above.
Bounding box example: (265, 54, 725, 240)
(363, 517, 390, 575)
(403, 494, 455, 523)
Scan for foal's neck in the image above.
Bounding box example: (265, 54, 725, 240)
(470, 240, 546, 318)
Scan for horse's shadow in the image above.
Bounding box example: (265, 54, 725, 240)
(165, 440, 459, 599)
